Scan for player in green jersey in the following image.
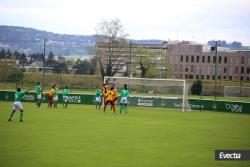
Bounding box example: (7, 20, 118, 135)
(95, 86, 102, 109)
(62, 86, 70, 109)
(8, 88, 31, 122)
(35, 81, 42, 108)
(53, 84, 59, 108)
(119, 84, 130, 114)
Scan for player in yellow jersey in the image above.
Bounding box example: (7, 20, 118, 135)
(104, 87, 116, 113)
(48, 85, 56, 108)
(111, 87, 118, 111)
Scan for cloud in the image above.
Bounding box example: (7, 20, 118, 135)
(0, 0, 249, 43)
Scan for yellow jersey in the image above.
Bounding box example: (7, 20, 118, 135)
(49, 88, 56, 96)
(105, 90, 115, 101)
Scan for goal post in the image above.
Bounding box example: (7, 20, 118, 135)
(103, 76, 191, 112)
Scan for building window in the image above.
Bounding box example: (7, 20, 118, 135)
(207, 75, 210, 80)
(202, 56, 205, 63)
(197, 55, 200, 63)
(229, 76, 232, 80)
(218, 75, 221, 80)
(191, 65, 194, 72)
(224, 76, 227, 80)
(185, 65, 188, 72)
(185, 74, 188, 79)
(247, 67, 250, 74)
(212, 75, 215, 80)
(247, 77, 249, 81)
(229, 66, 232, 75)
(186, 55, 189, 63)
(201, 65, 204, 74)
(201, 75, 204, 79)
(196, 65, 199, 74)
(191, 55, 194, 63)
(207, 66, 210, 74)
(196, 75, 199, 79)
(180, 55, 183, 62)
(240, 76, 243, 80)
(224, 57, 227, 63)
(219, 56, 221, 64)
(212, 65, 215, 75)
(224, 67, 227, 73)
(235, 66, 238, 74)
(241, 66, 244, 74)
(213, 56, 216, 63)
(208, 56, 211, 63)
(180, 64, 183, 73)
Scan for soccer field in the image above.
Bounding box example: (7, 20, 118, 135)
(0, 102, 249, 167)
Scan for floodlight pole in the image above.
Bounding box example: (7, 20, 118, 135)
(214, 41, 218, 101)
(128, 41, 132, 77)
(42, 38, 46, 90)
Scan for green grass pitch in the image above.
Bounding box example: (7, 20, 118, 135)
(0, 101, 249, 167)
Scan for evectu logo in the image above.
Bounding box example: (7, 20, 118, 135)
(215, 150, 250, 160)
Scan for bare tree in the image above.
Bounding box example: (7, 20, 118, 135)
(95, 18, 128, 79)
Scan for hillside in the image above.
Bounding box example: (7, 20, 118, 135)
(0, 25, 96, 56)
(0, 25, 167, 56)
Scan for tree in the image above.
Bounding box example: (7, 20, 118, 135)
(0, 49, 6, 59)
(89, 56, 97, 75)
(19, 53, 27, 66)
(135, 47, 165, 78)
(96, 18, 128, 79)
(73, 59, 90, 75)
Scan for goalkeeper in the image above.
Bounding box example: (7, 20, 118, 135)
(119, 84, 130, 114)
(8, 88, 31, 122)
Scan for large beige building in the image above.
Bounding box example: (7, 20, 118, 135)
(168, 41, 250, 81)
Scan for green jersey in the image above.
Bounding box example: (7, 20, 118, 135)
(120, 89, 129, 97)
(36, 85, 41, 95)
(54, 87, 59, 97)
(63, 89, 70, 96)
(14, 91, 26, 101)
(96, 89, 102, 97)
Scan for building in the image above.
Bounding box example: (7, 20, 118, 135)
(168, 41, 250, 81)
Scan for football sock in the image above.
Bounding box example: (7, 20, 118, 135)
(20, 110, 23, 121)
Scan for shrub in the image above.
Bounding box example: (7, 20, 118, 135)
(191, 80, 202, 95)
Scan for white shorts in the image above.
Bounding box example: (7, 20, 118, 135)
(13, 101, 23, 110)
(53, 96, 58, 102)
(96, 97, 101, 103)
(63, 96, 69, 102)
(37, 94, 41, 100)
(120, 97, 128, 104)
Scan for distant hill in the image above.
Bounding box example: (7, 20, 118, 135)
(0, 25, 167, 56)
(0, 25, 96, 56)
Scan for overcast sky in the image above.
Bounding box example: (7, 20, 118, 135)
(0, 0, 250, 44)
